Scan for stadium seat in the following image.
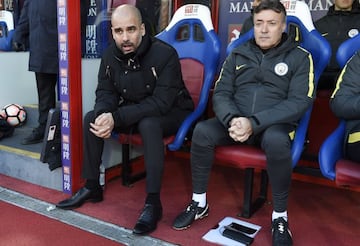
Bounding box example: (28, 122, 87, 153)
(213, 1, 331, 218)
(113, 4, 221, 186)
(0, 10, 15, 51)
(318, 34, 360, 187)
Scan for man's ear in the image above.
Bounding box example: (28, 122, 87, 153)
(282, 22, 287, 33)
(141, 23, 146, 36)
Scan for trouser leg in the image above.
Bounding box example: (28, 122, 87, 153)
(35, 72, 57, 131)
(260, 124, 294, 212)
(191, 118, 235, 193)
(138, 109, 190, 193)
(82, 110, 104, 180)
(138, 117, 165, 193)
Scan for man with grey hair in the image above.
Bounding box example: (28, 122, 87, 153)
(173, 1, 315, 245)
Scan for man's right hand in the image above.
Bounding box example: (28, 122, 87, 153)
(12, 42, 26, 52)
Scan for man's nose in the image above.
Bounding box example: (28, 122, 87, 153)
(261, 24, 268, 33)
(122, 31, 129, 41)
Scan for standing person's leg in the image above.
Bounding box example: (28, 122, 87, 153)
(260, 124, 294, 246)
(56, 110, 104, 210)
(22, 72, 57, 144)
(173, 118, 235, 230)
(133, 109, 190, 235)
(36, 72, 57, 130)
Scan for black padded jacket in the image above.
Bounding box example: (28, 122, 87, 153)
(94, 34, 194, 128)
(213, 34, 315, 135)
(330, 51, 360, 151)
(315, 2, 360, 73)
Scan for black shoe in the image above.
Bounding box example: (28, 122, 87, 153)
(133, 204, 163, 235)
(56, 187, 103, 210)
(272, 217, 293, 246)
(21, 127, 44, 145)
(172, 200, 209, 230)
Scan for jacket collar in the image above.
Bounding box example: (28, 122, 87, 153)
(112, 34, 152, 70)
(327, 1, 360, 15)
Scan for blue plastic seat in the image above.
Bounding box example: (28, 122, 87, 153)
(213, 1, 331, 218)
(115, 4, 221, 186)
(318, 34, 360, 187)
(0, 10, 15, 51)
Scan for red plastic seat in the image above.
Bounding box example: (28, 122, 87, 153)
(336, 160, 360, 187)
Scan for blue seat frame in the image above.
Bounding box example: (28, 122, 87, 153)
(319, 34, 360, 182)
(0, 22, 14, 51)
(157, 5, 221, 151)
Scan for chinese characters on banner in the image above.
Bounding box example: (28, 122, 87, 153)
(83, 0, 110, 58)
(57, 0, 72, 193)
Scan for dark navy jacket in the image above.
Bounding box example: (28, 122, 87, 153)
(13, 0, 58, 74)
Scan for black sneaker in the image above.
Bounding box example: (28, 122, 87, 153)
(21, 127, 44, 145)
(272, 217, 293, 246)
(172, 200, 209, 230)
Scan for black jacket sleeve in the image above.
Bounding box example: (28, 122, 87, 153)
(330, 52, 360, 120)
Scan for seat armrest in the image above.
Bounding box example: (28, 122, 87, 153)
(291, 107, 312, 167)
(168, 72, 214, 151)
(319, 120, 346, 180)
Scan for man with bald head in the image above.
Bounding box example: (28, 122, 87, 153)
(56, 4, 194, 235)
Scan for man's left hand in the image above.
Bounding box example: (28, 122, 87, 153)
(89, 112, 115, 139)
(228, 117, 253, 142)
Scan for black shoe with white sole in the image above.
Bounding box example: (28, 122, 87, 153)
(272, 217, 293, 246)
(172, 200, 209, 230)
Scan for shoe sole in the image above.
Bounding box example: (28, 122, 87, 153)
(132, 214, 163, 235)
(172, 212, 209, 231)
(56, 197, 103, 210)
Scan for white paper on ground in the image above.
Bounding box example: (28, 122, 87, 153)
(202, 216, 261, 246)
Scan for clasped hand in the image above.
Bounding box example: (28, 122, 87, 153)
(89, 112, 114, 139)
(228, 117, 253, 142)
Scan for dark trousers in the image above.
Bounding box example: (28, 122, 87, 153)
(35, 72, 57, 131)
(82, 108, 190, 193)
(190, 118, 294, 212)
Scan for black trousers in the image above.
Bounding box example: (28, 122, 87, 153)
(190, 118, 294, 212)
(82, 108, 190, 193)
(35, 72, 57, 131)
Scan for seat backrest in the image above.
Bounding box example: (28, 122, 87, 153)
(336, 34, 360, 68)
(156, 4, 221, 107)
(225, 1, 331, 167)
(318, 35, 360, 180)
(156, 4, 221, 150)
(0, 10, 14, 31)
(0, 10, 14, 51)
